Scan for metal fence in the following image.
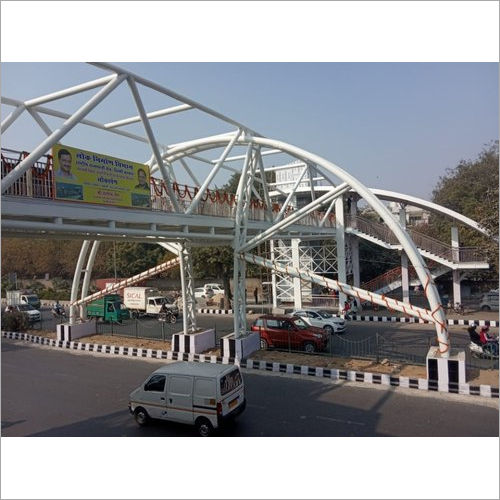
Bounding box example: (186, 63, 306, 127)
(95, 317, 181, 342)
(259, 332, 499, 371)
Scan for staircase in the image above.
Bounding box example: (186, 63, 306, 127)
(346, 215, 488, 269)
(361, 263, 449, 295)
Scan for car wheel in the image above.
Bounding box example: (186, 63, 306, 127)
(260, 338, 268, 350)
(134, 407, 149, 427)
(304, 342, 315, 354)
(324, 325, 334, 335)
(481, 305, 491, 311)
(196, 417, 213, 437)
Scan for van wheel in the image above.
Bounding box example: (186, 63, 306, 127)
(134, 407, 149, 427)
(196, 417, 213, 437)
(324, 325, 334, 335)
(481, 305, 491, 311)
(303, 342, 315, 354)
(260, 338, 268, 350)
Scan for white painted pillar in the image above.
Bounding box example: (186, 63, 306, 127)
(400, 206, 410, 304)
(70, 240, 90, 324)
(291, 238, 302, 309)
(451, 226, 461, 305)
(270, 240, 278, 309)
(349, 198, 360, 288)
(335, 196, 346, 313)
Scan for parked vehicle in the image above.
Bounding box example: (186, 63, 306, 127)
(87, 294, 130, 322)
(123, 287, 179, 318)
(129, 361, 246, 436)
(291, 309, 346, 334)
(194, 287, 214, 300)
(6, 290, 41, 310)
(204, 283, 225, 295)
(4, 303, 41, 323)
(250, 314, 329, 353)
(479, 290, 499, 311)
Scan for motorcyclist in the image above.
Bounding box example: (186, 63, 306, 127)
(467, 323, 482, 346)
(53, 300, 65, 317)
(479, 326, 499, 355)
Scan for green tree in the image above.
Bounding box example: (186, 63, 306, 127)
(423, 141, 499, 277)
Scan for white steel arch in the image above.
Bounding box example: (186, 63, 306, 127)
(1, 63, 451, 356)
(155, 135, 449, 355)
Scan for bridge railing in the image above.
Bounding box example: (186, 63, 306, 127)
(347, 215, 487, 264)
(1, 147, 336, 229)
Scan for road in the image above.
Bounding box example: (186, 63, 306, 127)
(2, 339, 498, 437)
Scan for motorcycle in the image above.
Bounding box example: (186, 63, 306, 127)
(467, 326, 499, 359)
(158, 310, 177, 324)
(51, 305, 66, 319)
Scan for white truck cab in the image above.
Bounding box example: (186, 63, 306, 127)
(129, 361, 246, 436)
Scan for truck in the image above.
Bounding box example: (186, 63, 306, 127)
(123, 287, 179, 318)
(6, 290, 41, 310)
(87, 294, 130, 323)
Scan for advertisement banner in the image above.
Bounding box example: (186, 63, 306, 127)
(52, 144, 151, 208)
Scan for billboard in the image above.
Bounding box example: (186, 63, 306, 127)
(52, 144, 151, 208)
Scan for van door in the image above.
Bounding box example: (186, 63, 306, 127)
(166, 375, 194, 423)
(193, 377, 217, 425)
(141, 374, 168, 419)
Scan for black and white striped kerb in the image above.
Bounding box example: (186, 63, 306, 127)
(172, 333, 192, 353)
(338, 315, 499, 327)
(221, 337, 236, 358)
(2, 330, 498, 399)
(197, 309, 233, 315)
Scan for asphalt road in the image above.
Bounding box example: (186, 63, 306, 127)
(2, 339, 498, 437)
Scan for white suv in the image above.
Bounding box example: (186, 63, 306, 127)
(292, 309, 346, 335)
(204, 283, 225, 295)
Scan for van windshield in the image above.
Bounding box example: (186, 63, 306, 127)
(220, 369, 242, 396)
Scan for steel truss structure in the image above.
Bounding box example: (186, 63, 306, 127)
(3, 61, 485, 357)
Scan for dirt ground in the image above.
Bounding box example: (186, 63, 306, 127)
(26, 329, 498, 387)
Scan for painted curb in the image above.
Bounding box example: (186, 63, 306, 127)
(197, 308, 233, 314)
(2, 330, 498, 399)
(335, 315, 499, 327)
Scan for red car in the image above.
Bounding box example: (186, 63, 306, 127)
(251, 315, 329, 353)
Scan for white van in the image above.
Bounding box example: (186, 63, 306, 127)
(128, 361, 246, 436)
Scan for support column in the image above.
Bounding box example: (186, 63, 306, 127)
(80, 240, 101, 320)
(400, 205, 410, 304)
(451, 226, 461, 306)
(179, 242, 197, 334)
(70, 240, 91, 324)
(291, 238, 302, 309)
(335, 196, 346, 313)
(349, 197, 360, 288)
(270, 239, 278, 309)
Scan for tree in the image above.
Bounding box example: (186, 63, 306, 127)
(424, 141, 499, 277)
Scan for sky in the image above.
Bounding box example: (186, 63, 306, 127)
(1, 62, 498, 200)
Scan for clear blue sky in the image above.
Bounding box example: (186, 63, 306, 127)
(1, 62, 497, 199)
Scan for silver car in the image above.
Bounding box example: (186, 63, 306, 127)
(291, 309, 346, 334)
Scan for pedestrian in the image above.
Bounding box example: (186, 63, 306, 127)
(253, 287, 259, 305)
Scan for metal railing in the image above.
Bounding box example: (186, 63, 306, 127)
(1, 147, 336, 229)
(347, 215, 487, 263)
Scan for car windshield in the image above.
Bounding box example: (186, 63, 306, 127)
(26, 296, 38, 304)
(292, 317, 309, 330)
(318, 310, 332, 318)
